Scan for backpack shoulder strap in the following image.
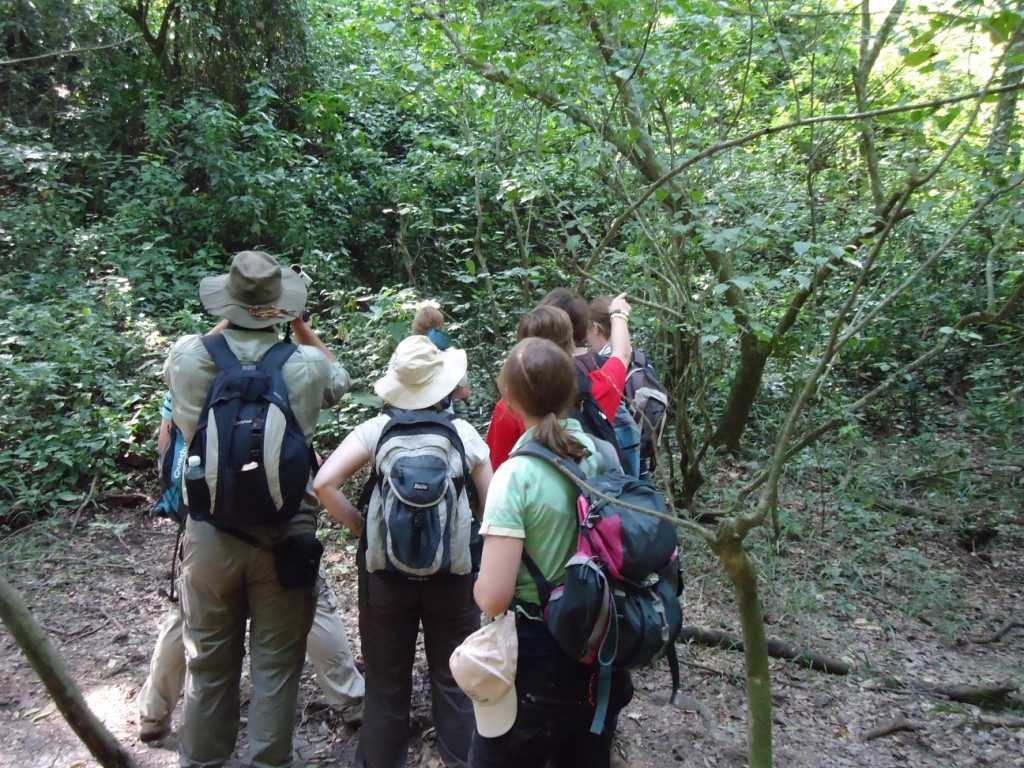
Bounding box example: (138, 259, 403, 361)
(510, 440, 588, 485)
(201, 334, 240, 371)
(574, 366, 593, 398)
(574, 352, 600, 375)
(256, 340, 299, 374)
(518, 549, 553, 609)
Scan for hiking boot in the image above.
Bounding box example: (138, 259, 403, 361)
(337, 699, 363, 728)
(139, 716, 169, 742)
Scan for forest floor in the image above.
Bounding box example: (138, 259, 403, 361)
(1, 437, 1023, 768)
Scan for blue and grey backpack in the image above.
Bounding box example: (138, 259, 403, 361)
(184, 335, 313, 528)
(358, 409, 479, 578)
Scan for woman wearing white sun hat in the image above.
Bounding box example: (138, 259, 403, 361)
(315, 334, 493, 768)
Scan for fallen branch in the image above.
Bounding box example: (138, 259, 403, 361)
(0, 556, 139, 571)
(678, 626, 851, 674)
(0, 572, 140, 768)
(971, 621, 1024, 645)
(43, 619, 110, 641)
(977, 713, 1024, 728)
(887, 678, 1020, 708)
(69, 475, 99, 530)
(864, 715, 927, 741)
(926, 682, 1017, 708)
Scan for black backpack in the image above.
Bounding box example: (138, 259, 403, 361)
(510, 440, 682, 734)
(358, 409, 479, 578)
(570, 367, 629, 471)
(184, 335, 312, 528)
(623, 350, 669, 468)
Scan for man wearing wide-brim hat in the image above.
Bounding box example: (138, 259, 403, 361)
(164, 250, 351, 768)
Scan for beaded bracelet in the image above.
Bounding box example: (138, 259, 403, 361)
(609, 310, 630, 321)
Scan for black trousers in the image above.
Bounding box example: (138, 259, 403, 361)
(469, 617, 634, 768)
(356, 570, 478, 768)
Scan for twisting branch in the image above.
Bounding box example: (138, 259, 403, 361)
(535, 452, 716, 543)
(738, 181, 916, 534)
(573, 264, 688, 321)
(839, 177, 1023, 345)
(738, 268, 1024, 503)
(580, 80, 1024, 273)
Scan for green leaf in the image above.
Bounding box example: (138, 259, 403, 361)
(904, 46, 937, 68)
(793, 241, 813, 257)
(730, 276, 755, 291)
(348, 391, 384, 407)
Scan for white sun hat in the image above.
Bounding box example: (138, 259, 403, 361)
(374, 334, 468, 410)
(450, 611, 519, 738)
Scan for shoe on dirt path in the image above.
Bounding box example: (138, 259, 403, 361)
(139, 716, 169, 742)
(337, 699, 363, 728)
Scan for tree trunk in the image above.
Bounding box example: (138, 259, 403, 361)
(0, 571, 141, 768)
(987, 27, 1024, 174)
(712, 333, 771, 451)
(715, 532, 773, 768)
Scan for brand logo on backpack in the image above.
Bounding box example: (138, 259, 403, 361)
(359, 410, 478, 578)
(183, 335, 312, 529)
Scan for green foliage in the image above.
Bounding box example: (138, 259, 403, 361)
(1, 0, 1023, 532)
(0, 271, 162, 524)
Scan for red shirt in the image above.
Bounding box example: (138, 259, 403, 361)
(486, 356, 626, 470)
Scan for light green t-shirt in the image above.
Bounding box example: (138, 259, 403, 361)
(479, 419, 598, 607)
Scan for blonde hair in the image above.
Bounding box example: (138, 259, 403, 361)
(498, 338, 589, 461)
(412, 305, 445, 335)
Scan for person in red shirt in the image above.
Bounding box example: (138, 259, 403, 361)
(486, 291, 633, 469)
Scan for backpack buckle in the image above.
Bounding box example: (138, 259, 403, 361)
(250, 417, 264, 460)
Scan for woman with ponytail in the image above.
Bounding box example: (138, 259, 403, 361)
(467, 337, 633, 767)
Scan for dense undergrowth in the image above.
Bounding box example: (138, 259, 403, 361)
(2, 0, 1022, 541)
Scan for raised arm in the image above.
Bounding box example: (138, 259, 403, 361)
(607, 292, 633, 367)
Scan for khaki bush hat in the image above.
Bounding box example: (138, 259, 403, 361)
(199, 250, 307, 329)
(375, 335, 468, 410)
(450, 612, 518, 738)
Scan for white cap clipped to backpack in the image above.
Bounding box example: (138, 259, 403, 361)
(449, 611, 518, 738)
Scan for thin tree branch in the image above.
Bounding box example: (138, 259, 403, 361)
(0, 35, 143, 67)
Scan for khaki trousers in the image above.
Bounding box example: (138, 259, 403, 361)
(179, 518, 315, 768)
(139, 578, 364, 723)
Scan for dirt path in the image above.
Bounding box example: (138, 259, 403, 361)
(1, 507, 1022, 768)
